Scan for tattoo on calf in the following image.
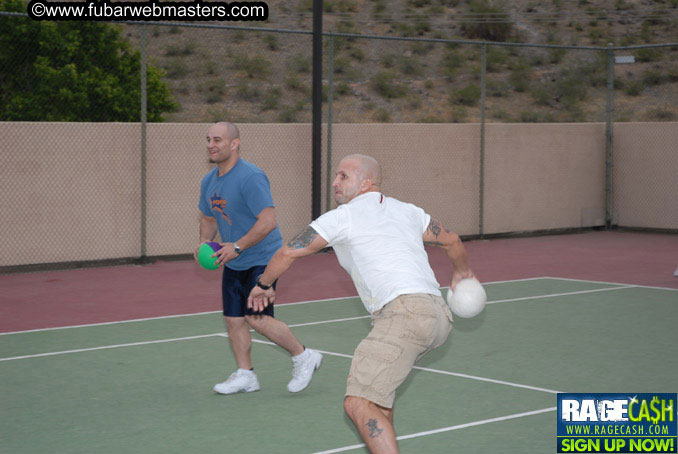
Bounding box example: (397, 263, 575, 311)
(287, 226, 318, 249)
(366, 418, 384, 438)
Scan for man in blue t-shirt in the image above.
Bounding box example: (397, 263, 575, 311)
(196, 122, 322, 395)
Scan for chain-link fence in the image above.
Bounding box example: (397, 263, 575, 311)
(1, 12, 676, 272)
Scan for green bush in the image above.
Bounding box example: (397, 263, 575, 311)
(450, 84, 481, 106)
(549, 48, 567, 64)
(371, 71, 406, 99)
(486, 46, 508, 72)
(410, 42, 434, 56)
(380, 54, 397, 68)
(531, 84, 552, 106)
(291, 54, 312, 74)
(440, 50, 463, 78)
(336, 82, 351, 96)
(519, 111, 555, 122)
(645, 107, 676, 121)
(165, 60, 189, 79)
(278, 102, 305, 122)
(236, 83, 260, 101)
(487, 81, 510, 97)
(166, 41, 196, 57)
(461, 0, 513, 42)
(624, 80, 644, 96)
(393, 23, 415, 37)
(285, 75, 308, 93)
(417, 115, 443, 123)
(349, 47, 366, 62)
(324, 0, 358, 12)
(262, 88, 281, 111)
(636, 48, 662, 63)
(374, 108, 392, 122)
(643, 70, 664, 86)
(263, 34, 279, 51)
(0, 5, 177, 121)
(450, 105, 467, 123)
(397, 55, 424, 76)
(556, 70, 588, 108)
(509, 64, 531, 92)
(234, 55, 271, 79)
(412, 15, 431, 35)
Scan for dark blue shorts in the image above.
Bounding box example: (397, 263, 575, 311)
(222, 265, 275, 317)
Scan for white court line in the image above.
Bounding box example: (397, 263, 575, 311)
(248, 339, 562, 394)
(412, 366, 562, 394)
(544, 276, 678, 292)
(0, 333, 221, 362)
(0, 277, 552, 336)
(0, 315, 374, 362)
(309, 407, 557, 454)
(0, 284, 639, 361)
(287, 316, 371, 328)
(487, 284, 636, 305)
(1, 281, 635, 337)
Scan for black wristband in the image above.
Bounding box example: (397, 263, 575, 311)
(256, 278, 275, 290)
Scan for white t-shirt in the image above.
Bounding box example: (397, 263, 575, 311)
(310, 192, 441, 313)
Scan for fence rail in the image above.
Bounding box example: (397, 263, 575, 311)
(1, 12, 676, 272)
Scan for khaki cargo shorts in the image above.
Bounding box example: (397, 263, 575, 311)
(346, 293, 453, 409)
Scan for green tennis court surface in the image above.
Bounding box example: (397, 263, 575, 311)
(2, 278, 677, 453)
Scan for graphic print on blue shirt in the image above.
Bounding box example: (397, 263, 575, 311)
(210, 192, 232, 225)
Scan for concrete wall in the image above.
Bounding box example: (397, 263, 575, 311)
(1, 122, 675, 267)
(612, 122, 678, 230)
(484, 123, 607, 233)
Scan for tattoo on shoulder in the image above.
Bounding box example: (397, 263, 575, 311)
(287, 226, 318, 249)
(366, 418, 383, 438)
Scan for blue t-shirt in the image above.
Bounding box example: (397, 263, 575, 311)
(199, 159, 283, 270)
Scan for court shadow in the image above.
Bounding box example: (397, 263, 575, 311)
(449, 308, 487, 332)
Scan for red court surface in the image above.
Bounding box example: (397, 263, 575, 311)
(1, 230, 676, 333)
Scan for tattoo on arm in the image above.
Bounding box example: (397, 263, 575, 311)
(424, 219, 450, 247)
(424, 240, 444, 247)
(366, 418, 384, 438)
(287, 226, 318, 249)
(427, 219, 450, 238)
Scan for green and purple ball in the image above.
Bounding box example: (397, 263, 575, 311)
(197, 242, 221, 270)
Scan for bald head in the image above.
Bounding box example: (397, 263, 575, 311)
(213, 122, 240, 142)
(341, 154, 382, 188)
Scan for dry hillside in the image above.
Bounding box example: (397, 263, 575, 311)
(123, 0, 678, 123)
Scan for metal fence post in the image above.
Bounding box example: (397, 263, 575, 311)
(140, 24, 148, 261)
(326, 33, 334, 214)
(479, 43, 487, 237)
(605, 43, 614, 228)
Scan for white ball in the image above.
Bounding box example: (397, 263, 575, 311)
(446, 278, 487, 318)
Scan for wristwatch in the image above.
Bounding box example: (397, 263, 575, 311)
(256, 278, 275, 290)
(233, 242, 242, 255)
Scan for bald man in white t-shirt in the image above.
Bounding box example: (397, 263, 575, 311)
(248, 154, 475, 453)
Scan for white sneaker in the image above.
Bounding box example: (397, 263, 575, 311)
(287, 349, 322, 393)
(213, 369, 260, 395)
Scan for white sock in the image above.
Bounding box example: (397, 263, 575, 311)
(237, 368, 254, 374)
(292, 348, 308, 360)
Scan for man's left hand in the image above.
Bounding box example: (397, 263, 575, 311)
(248, 285, 276, 312)
(213, 243, 239, 266)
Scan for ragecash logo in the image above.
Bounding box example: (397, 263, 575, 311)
(557, 393, 677, 453)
